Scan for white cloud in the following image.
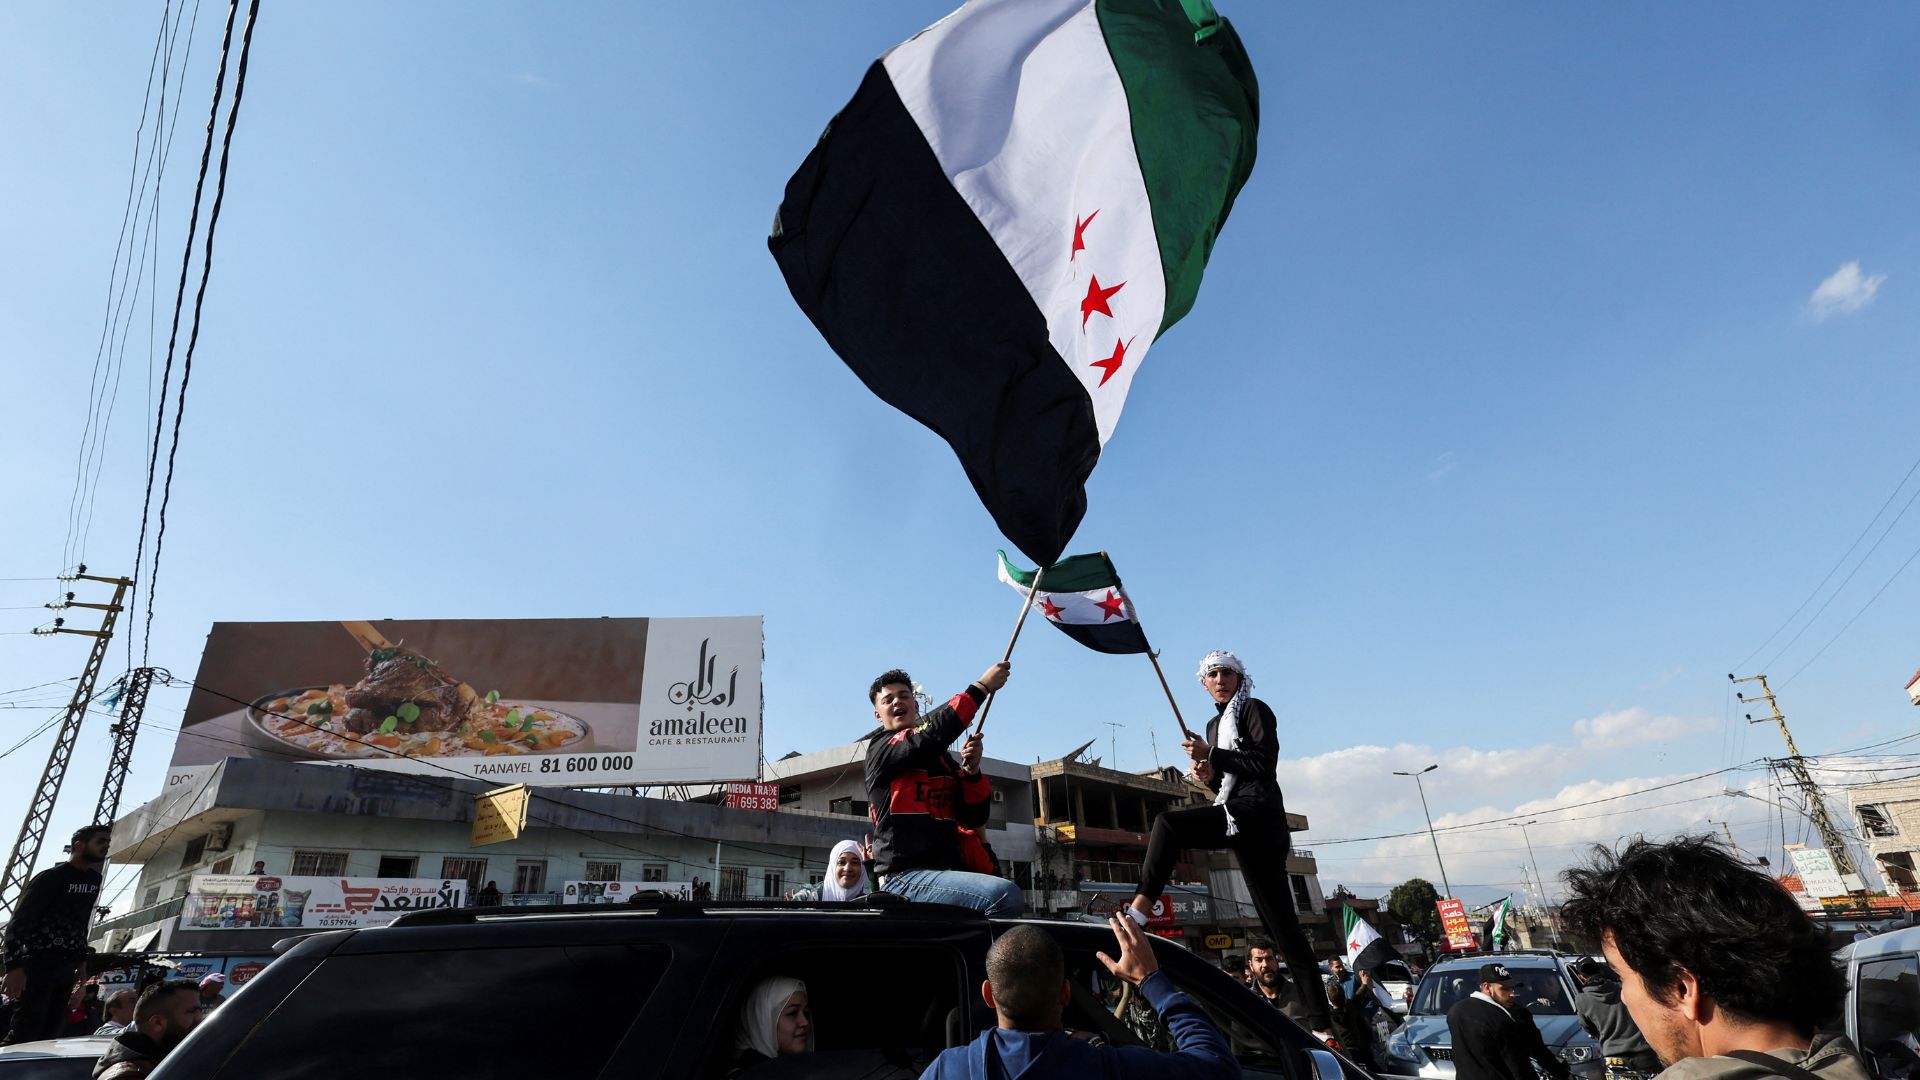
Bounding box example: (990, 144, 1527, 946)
(1425, 451, 1458, 482)
(1807, 261, 1886, 321)
(1572, 706, 1706, 748)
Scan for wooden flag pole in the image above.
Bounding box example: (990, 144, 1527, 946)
(1110, 573, 1194, 741)
(973, 565, 1046, 735)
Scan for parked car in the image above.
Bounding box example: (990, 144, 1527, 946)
(1379, 953, 1600, 1079)
(147, 898, 1371, 1080)
(1836, 924, 1920, 1079)
(0, 1036, 115, 1080)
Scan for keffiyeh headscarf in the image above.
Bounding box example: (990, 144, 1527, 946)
(736, 976, 813, 1058)
(1197, 651, 1252, 837)
(820, 839, 868, 901)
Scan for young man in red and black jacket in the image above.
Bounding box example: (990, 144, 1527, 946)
(862, 662, 1023, 916)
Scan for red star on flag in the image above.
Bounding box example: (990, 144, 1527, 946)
(1089, 336, 1133, 387)
(1080, 275, 1125, 328)
(1095, 590, 1126, 621)
(1070, 210, 1099, 261)
(1039, 596, 1065, 620)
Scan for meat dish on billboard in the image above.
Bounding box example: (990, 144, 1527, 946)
(167, 616, 761, 789)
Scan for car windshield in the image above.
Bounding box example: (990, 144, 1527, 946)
(1412, 964, 1573, 1015)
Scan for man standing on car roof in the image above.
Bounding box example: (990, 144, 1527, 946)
(1561, 836, 1866, 1080)
(1122, 650, 1334, 1037)
(2, 824, 109, 1045)
(863, 663, 1023, 917)
(1449, 962, 1552, 1080)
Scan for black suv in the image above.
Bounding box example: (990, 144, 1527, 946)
(147, 899, 1364, 1079)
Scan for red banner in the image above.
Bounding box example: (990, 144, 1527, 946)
(1437, 898, 1476, 951)
(724, 781, 780, 812)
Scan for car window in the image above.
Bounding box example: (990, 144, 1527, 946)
(209, 944, 666, 1078)
(1413, 969, 1480, 1015)
(1856, 955, 1920, 1080)
(1056, 942, 1295, 1080)
(1412, 965, 1572, 1016)
(1509, 969, 1574, 1015)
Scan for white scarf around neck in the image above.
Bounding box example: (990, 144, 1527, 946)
(1198, 650, 1251, 837)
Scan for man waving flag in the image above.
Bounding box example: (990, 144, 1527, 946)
(1343, 904, 1405, 1015)
(770, 0, 1259, 566)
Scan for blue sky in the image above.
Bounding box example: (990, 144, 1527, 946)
(3, 3, 1917, 912)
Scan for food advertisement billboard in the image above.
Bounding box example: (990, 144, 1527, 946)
(560, 880, 694, 904)
(1436, 898, 1476, 951)
(167, 617, 763, 790)
(183, 875, 467, 929)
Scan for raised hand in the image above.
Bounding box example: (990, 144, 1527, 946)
(1096, 911, 1160, 987)
(977, 661, 1011, 693)
(959, 732, 984, 775)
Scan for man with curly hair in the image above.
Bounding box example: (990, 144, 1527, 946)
(1559, 835, 1866, 1080)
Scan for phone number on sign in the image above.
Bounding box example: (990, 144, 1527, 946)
(537, 754, 637, 774)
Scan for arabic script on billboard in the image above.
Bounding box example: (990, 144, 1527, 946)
(1437, 897, 1476, 951)
(561, 880, 694, 905)
(184, 875, 468, 929)
(1787, 847, 1848, 899)
(166, 616, 763, 790)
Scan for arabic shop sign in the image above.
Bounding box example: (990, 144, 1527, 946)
(184, 875, 468, 930)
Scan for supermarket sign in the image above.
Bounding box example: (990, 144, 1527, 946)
(1437, 898, 1476, 951)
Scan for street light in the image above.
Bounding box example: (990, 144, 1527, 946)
(1508, 819, 1560, 941)
(1394, 764, 1453, 899)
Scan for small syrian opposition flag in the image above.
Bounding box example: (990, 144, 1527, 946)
(1491, 895, 1513, 951)
(998, 550, 1149, 655)
(1342, 905, 1398, 972)
(771, 0, 1259, 567)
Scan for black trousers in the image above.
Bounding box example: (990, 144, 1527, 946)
(1140, 802, 1332, 1030)
(2, 956, 78, 1045)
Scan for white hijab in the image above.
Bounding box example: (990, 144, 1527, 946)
(1198, 650, 1251, 837)
(736, 976, 812, 1058)
(820, 839, 868, 901)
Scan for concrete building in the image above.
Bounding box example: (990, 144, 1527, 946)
(1849, 777, 1920, 893)
(94, 752, 1034, 955)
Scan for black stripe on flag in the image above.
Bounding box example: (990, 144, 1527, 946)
(769, 62, 1099, 567)
(1053, 617, 1151, 656)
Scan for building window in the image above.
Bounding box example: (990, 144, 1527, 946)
(762, 870, 784, 898)
(828, 796, 871, 818)
(719, 866, 747, 900)
(210, 856, 234, 876)
(291, 850, 349, 877)
(377, 856, 419, 879)
(513, 860, 548, 895)
(1289, 874, 1314, 913)
(172, 878, 191, 898)
(641, 863, 667, 882)
(440, 858, 487, 894)
(1860, 804, 1899, 838)
(180, 835, 208, 870)
(141, 886, 161, 909)
(584, 861, 621, 883)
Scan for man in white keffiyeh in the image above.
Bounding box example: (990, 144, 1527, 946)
(1121, 650, 1335, 1038)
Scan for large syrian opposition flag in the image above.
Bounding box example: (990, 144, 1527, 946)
(998, 550, 1149, 655)
(1342, 905, 1398, 973)
(770, 0, 1259, 566)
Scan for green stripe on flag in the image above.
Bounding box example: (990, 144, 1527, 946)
(1095, 0, 1259, 334)
(996, 550, 1122, 595)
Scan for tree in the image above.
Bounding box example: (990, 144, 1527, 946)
(1387, 877, 1443, 959)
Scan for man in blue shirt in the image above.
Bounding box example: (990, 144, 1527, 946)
(919, 914, 1240, 1079)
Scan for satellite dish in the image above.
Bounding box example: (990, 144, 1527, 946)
(1063, 738, 1097, 763)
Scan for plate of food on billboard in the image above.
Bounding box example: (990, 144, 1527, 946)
(167, 616, 761, 790)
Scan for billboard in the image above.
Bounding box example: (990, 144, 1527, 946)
(1437, 898, 1476, 951)
(183, 875, 467, 929)
(167, 616, 763, 789)
(1787, 846, 1848, 899)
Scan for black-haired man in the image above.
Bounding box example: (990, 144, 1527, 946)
(1573, 958, 1660, 1076)
(864, 663, 1022, 916)
(1561, 836, 1865, 1080)
(93, 979, 203, 1079)
(919, 915, 1237, 1079)
(1448, 962, 1553, 1080)
(2, 824, 108, 1045)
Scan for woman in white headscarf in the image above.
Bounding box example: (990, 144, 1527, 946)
(1120, 650, 1334, 1037)
(731, 976, 813, 1074)
(789, 837, 873, 901)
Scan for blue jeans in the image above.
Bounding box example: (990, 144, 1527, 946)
(882, 869, 1024, 917)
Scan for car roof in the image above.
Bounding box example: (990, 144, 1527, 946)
(1426, 954, 1564, 971)
(1846, 924, 1920, 962)
(0, 1036, 115, 1059)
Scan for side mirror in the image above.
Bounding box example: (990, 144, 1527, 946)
(1308, 1048, 1346, 1080)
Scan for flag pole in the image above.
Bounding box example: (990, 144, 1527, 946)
(1108, 565, 1193, 741)
(973, 565, 1045, 735)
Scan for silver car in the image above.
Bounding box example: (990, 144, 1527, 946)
(1380, 955, 1602, 1079)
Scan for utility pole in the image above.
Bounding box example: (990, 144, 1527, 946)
(1707, 818, 1744, 860)
(0, 570, 132, 917)
(1729, 674, 1858, 883)
(94, 667, 161, 827)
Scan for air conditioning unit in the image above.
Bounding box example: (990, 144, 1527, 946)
(204, 823, 232, 852)
(992, 789, 1005, 804)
